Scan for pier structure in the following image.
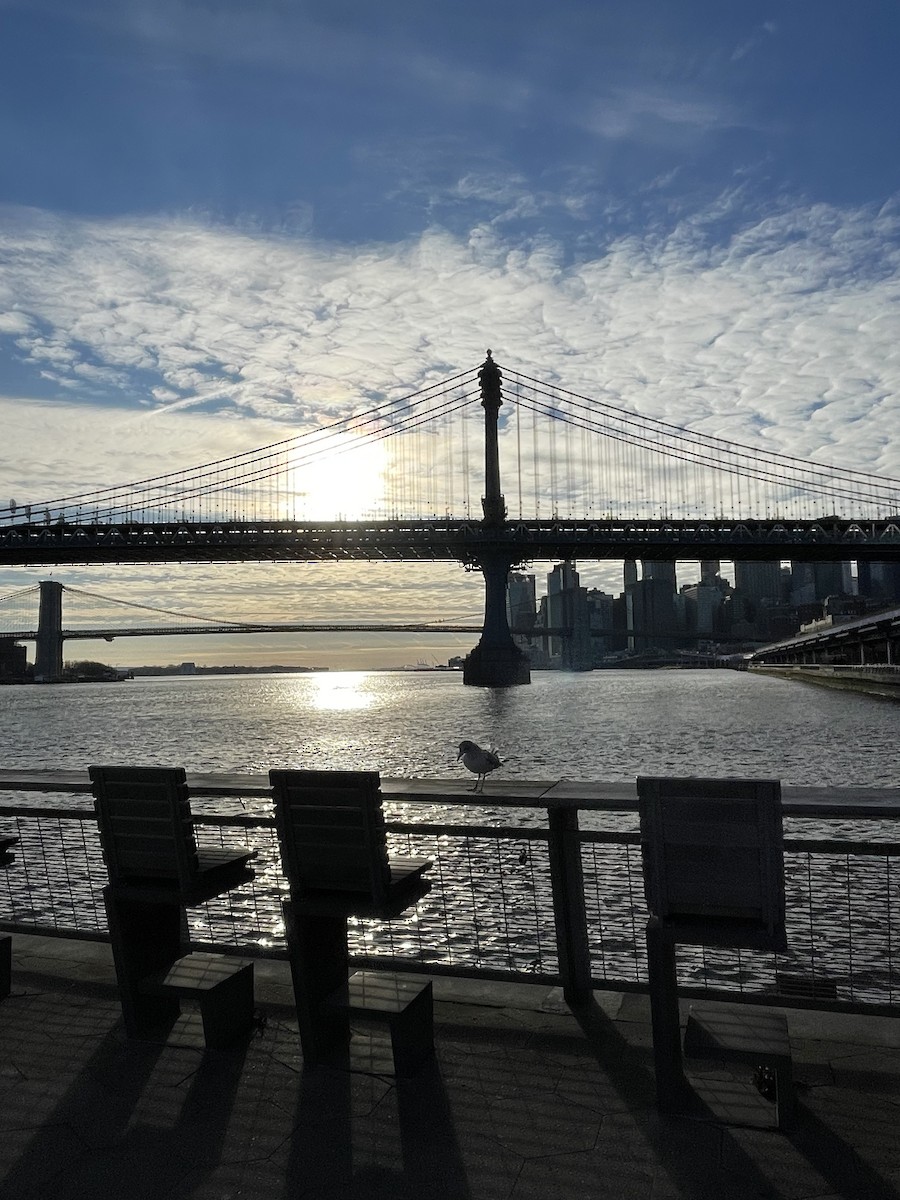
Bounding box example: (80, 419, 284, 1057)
(34, 579, 63, 683)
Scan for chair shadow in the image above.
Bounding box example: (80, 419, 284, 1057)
(784, 1095, 900, 1200)
(0, 981, 251, 1200)
(281, 1037, 470, 1200)
(569, 994, 900, 1200)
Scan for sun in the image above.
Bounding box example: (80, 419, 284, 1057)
(288, 434, 389, 520)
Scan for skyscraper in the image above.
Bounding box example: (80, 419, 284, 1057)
(733, 561, 784, 608)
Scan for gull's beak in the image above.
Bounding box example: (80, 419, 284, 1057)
(456, 750, 463, 760)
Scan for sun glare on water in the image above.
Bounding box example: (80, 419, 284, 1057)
(289, 435, 388, 520)
(310, 672, 374, 711)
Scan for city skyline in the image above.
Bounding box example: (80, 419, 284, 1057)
(5, 555, 895, 678)
(2, 3, 899, 666)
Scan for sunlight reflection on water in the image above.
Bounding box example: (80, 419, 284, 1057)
(307, 671, 375, 712)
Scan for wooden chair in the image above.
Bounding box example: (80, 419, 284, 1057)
(637, 775, 794, 1127)
(90, 765, 256, 1047)
(91, 765, 254, 905)
(269, 768, 434, 1074)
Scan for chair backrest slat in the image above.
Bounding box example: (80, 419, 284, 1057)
(638, 775, 786, 949)
(270, 769, 390, 903)
(90, 765, 198, 890)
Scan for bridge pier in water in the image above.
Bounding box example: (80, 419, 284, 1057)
(34, 580, 63, 683)
(463, 351, 530, 687)
(463, 551, 530, 686)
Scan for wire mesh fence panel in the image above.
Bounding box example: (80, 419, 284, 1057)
(2, 800, 900, 1013)
(582, 840, 646, 985)
(188, 823, 286, 952)
(0, 813, 107, 934)
(349, 831, 558, 976)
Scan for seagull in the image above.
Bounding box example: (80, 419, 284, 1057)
(457, 740, 502, 792)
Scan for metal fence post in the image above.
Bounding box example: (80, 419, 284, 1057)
(547, 807, 592, 1005)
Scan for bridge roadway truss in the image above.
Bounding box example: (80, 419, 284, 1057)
(2, 515, 900, 568)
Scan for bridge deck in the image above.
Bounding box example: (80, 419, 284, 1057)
(1, 769, 897, 818)
(3, 516, 900, 568)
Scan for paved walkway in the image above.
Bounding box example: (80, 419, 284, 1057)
(2, 934, 900, 1199)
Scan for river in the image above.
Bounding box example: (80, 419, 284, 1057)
(1, 667, 896, 787)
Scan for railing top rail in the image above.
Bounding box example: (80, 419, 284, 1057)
(2, 801, 898, 858)
(0, 769, 898, 819)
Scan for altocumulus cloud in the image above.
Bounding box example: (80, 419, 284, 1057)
(1, 195, 899, 492)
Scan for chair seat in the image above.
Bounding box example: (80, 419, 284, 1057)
(109, 848, 256, 906)
(322, 970, 432, 1018)
(665, 914, 788, 952)
(188, 849, 257, 905)
(684, 1004, 791, 1063)
(295, 877, 432, 919)
(389, 856, 433, 890)
(140, 951, 253, 998)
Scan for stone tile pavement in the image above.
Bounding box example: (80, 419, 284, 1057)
(2, 934, 900, 1199)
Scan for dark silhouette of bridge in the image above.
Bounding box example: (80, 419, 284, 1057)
(2, 354, 899, 684)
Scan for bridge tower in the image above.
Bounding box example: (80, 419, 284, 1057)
(463, 352, 531, 687)
(34, 580, 64, 683)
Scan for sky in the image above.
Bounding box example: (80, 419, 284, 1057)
(1, 1, 899, 668)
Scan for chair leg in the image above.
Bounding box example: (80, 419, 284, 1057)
(773, 1059, 796, 1130)
(389, 981, 434, 1076)
(199, 963, 255, 1048)
(283, 901, 352, 1067)
(646, 917, 689, 1113)
(0, 934, 11, 1000)
(104, 888, 183, 1036)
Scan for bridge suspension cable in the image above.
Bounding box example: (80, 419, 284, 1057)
(0, 584, 40, 604)
(59, 585, 253, 627)
(0, 370, 479, 525)
(503, 367, 900, 521)
(3, 360, 899, 526)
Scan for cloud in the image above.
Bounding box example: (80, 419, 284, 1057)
(1, 193, 898, 496)
(731, 20, 778, 63)
(585, 84, 738, 142)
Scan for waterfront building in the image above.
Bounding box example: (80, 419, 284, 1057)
(732, 561, 798, 643)
(699, 559, 720, 586)
(507, 572, 536, 632)
(681, 581, 724, 639)
(857, 560, 900, 606)
(626, 573, 679, 653)
(0, 638, 27, 684)
(586, 588, 615, 664)
(733, 561, 784, 608)
(538, 562, 594, 670)
(790, 561, 847, 607)
(642, 560, 677, 587)
(507, 572, 539, 661)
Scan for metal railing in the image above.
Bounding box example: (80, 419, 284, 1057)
(1, 791, 898, 1016)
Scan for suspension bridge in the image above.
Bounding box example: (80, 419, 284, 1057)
(2, 354, 899, 684)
